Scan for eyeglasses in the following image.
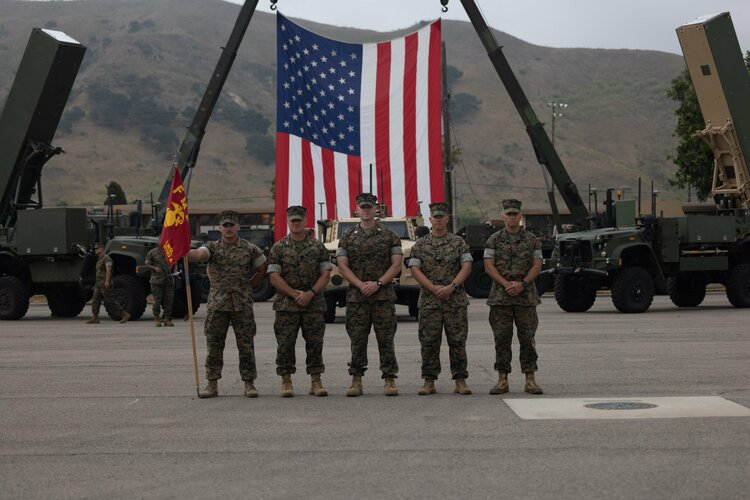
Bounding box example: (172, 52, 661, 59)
(221, 222, 237, 228)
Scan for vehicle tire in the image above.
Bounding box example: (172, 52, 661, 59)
(105, 275, 147, 321)
(553, 275, 596, 312)
(0, 276, 30, 320)
(252, 277, 276, 302)
(611, 267, 655, 313)
(464, 260, 492, 299)
(667, 273, 706, 308)
(535, 272, 554, 296)
(324, 293, 337, 324)
(726, 262, 750, 308)
(170, 278, 201, 319)
(47, 284, 87, 317)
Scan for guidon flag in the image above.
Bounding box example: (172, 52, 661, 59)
(159, 166, 192, 266)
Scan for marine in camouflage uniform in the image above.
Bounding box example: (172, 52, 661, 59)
(408, 202, 473, 395)
(187, 211, 267, 398)
(268, 206, 333, 397)
(86, 243, 130, 324)
(145, 246, 175, 327)
(484, 199, 544, 394)
(337, 193, 403, 396)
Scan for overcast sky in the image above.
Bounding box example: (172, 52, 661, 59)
(222, 0, 750, 55)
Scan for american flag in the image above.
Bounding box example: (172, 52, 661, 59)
(274, 13, 444, 240)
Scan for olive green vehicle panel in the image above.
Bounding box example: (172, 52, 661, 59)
(677, 216, 736, 243)
(0, 29, 86, 227)
(15, 208, 89, 255)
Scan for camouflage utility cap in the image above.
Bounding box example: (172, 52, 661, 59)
(356, 192, 377, 206)
(502, 199, 522, 214)
(430, 202, 449, 216)
(286, 205, 306, 221)
(219, 210, 239, 225)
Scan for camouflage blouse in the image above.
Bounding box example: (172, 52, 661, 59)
(336, 222, 403, 303)
(484, 228, 542, 306)
(145, 247, 173, 285)
(203, 238, 267, 311)
(268, 234, 333, 312)
(409, 233, 473, 310)
(95, 253, 113, 286)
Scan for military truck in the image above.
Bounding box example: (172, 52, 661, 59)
(0, 28, 91, 320)
(548, 12, 750, 313)
(98, 0, 270, 319)
(321, 210, 424, 323)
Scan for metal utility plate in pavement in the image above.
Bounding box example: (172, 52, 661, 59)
(505, 396, 750, 420)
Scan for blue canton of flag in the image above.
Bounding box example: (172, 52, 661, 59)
(277, 13, 362, 155)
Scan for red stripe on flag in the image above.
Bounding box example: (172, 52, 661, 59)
(322, 148, 336, 219)
(403, 32, 419, 216)
(275, 132, 290, 241)
(301, 139, 315, 229)
(428, 20, 444, 202)
(375, 42, 392, 211)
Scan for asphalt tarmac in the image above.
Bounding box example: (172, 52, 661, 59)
(2, 292, 749, 499)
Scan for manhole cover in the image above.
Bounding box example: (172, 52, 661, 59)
(585, 402, 658, 410)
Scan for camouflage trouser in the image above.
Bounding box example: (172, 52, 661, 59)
(90, 283, 126, 316)
(489, 305, 539, 374)
(346, 301, 398, 378)
(418, 306, 468, 380)
(274, 310, 325, 375)
(151, 279, 174, 319)
(204, 308, 257, 381)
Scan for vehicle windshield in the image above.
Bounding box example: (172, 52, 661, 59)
(337, 220, 410, 239)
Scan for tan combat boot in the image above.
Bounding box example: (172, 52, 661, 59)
(309, 373, 328, 397)
(154, 317, 162, 327)
(346, 375, 363, 397)
(163, 318, 174, 327)
(454, 379, 472, 395)
(244, 380, 258, 398)
(280, 374, 294, 397)
(489, 373, 509, 395)
(384, 377, 399, 396)
(524, 372, 543, 394)
(198, 379, 218, 398)
(85, 315, 100, 324)
(119, 311, 131, 324)
(418, 379, 436, 395)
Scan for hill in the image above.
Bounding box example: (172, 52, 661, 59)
(0, 0, 687, 220)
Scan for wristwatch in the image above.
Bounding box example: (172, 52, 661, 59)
(451, 282, 458, 289)
(521, 280, 529, 289)
(376, 280, 383, 287)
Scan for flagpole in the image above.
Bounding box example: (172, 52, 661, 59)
(182, 255, 200, 396)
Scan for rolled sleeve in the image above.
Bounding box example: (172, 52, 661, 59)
(483, 248, 496, 259)
(267, 263, 282, 274)
(533, 249, 543, 260)
(335, 247, 348, 258)
(253, 254, 267, 268)
(460, 252, 474, 263)
(391, 245, 404, 256)
(408, 257, 422, 268)
(319, 261, 333, 271)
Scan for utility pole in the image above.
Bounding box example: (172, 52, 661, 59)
(548, 101, 568, 147)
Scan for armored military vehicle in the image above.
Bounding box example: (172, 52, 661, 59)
(321, 209, 424, 323)
(0, 28, 90, 320)
(548, 12, 750, 313)
(99, 0, 271, 319)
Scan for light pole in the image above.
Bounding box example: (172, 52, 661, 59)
(548, 101, 568, 148)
